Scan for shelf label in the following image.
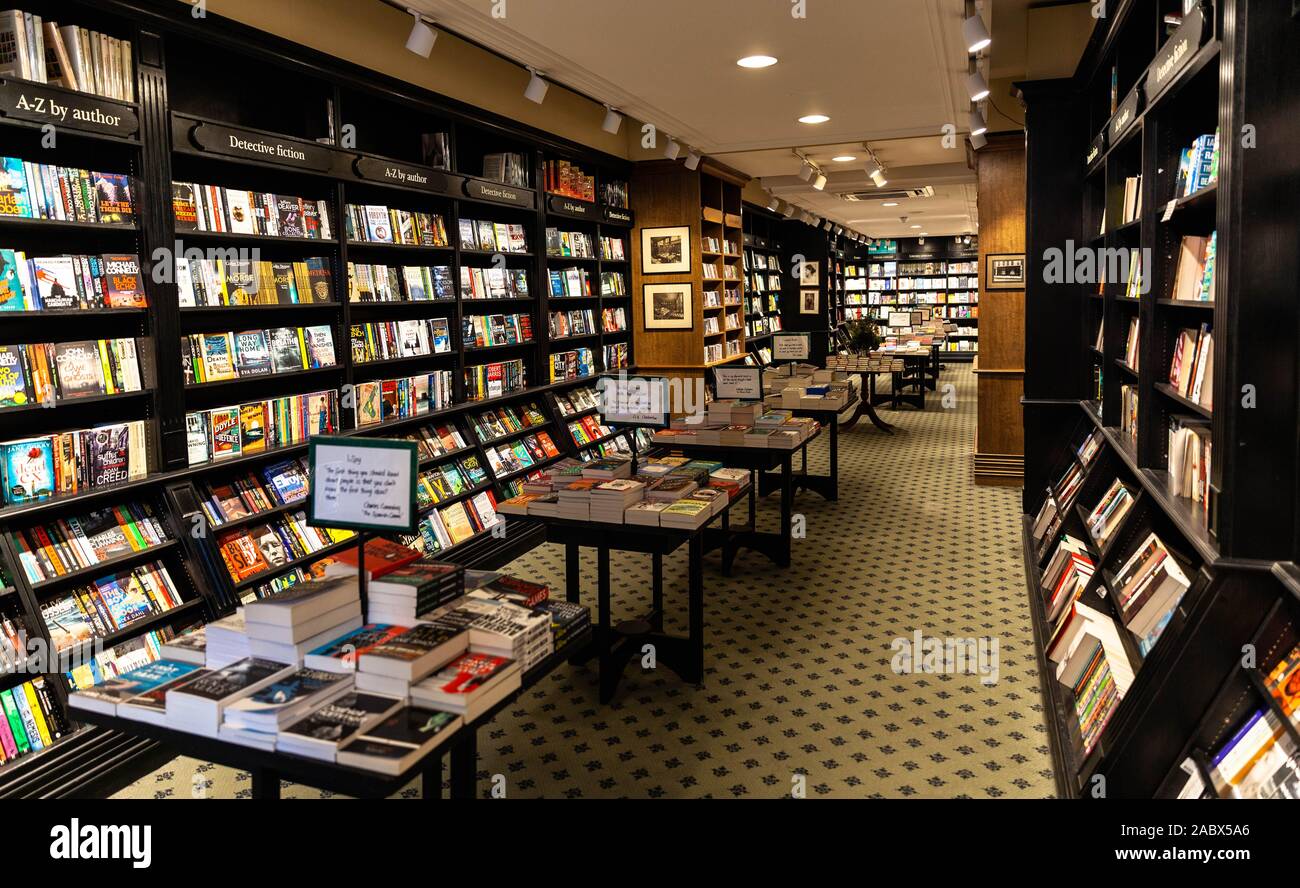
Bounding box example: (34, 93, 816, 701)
(547, 194, 595, 218)
(0, 79, 138, 137)
(353, 156, 459, 194)
(1108, 80, 1144, 143)
(307, 436, 419, 533)
(1147, 5, 1205, 95)
(463, 177, 535, 208)
(188, 120, 337, 172)
(1162, 199, 1178, 222)
(1086, 131, 1106, 167)
(715, 367, 762, 400)
(772, 332, 811, 361)
(602, 206, 634, 226)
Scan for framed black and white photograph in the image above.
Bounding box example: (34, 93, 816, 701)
(798, 259, 820, 286)
(643, 283, 693, 330)
(799, 288, 819, 314)
(640, 225, 691, 274)
(986, 252, 1026, 289)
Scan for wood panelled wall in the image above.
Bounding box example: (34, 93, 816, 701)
(973, 132, 1027, 486)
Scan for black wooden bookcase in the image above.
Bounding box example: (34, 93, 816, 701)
(1019, 0, 1300, 797)
(739, 202, 787, 360)
(0, 0, 640, 797)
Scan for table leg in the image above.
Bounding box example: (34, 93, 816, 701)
(566, 542, 584, 665)
(780, 456, 793, 567)
(687, 533, 704, 684)
(449, 730, 477, 799)
(597, 546, 616, 704)
(828, 412, 839, 500)
(250, 767, 280, 800)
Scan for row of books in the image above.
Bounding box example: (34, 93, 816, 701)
(345, 204, 449, 247)
(350, 319, 451, 363)
(460, 265, 530, 300)
(552, 385, 601, 417)
(1120, 383, 1138, 444)
(464, 358, 526, 401)
(1121, 174, 1142, 225)
(547, 266, 595, 298)
(0, 338, 145, 409)
(414, 490, 501, 555)
(403, 423, 471, 462)
(744, 251, 782, 272)
(567, 415, 614, 447)
(185, 390, 340, 466)
(10, 499, 168, 585)
(184, 327, 336, 384)
(416, 459, 481, 509)
(1123, 317, 1139, 370)
(1086, 478, 1136, 549)
(177, 257, 333, 307)
(545, 229, 596, 259)
(0, 676, 69, 765)
(0, 251, 144, 312)
(604, 341, 630, 371)
(1167, 417, 1211, 527)
(0, 12, 133, 100)
(1, 421, 148, 505)
(463, 313, 532, 349)
(350, 373, 455, 428)
(575, 431, 643, 464)
(466, 403, 546, 443)
(1168, 323, 1213, 409)
(602, 306, 628, 332)
(0, 610, 28, 673)
(601, 271, 628, 297)
(173, 183, 333, 240)
(482, 431, 561, 479)
(348, 262, 453, 303)
(543, 159, 598, 203)
(498, 455, 749, 530)
(1173, 131, 1218, 199)
(549, 308, 598, 339)
(197, 458, 311, 527)
(1169, 232, 1216, 302)
(549, 348, 596, 382)
(459, 218, 528, 253)
(40, 560, 186, 653)
(217, 515, 354, 584)
(482, 152, 529, 188)
(65, 628, 176, 692)
(0, 158, 133, 223)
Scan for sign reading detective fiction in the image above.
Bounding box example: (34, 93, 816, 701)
(187, 120, 336, 172)
(714, 367, 762, 400)
(463, 177, 535, 209)
(597, 375, 670, 427)
(772, 332, 811, 361)
(0, 79, 139, 137)
(306, 436, 419, 534)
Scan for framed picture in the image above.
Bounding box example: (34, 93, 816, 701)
(799, 288, 820, 314)
(643, 283, 693, 330)
(798, 259, 820, 286)
(986, 252, 1026, 289)
(640, 226, 691, 274)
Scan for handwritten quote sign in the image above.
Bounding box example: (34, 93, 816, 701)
(306, 437, 418, 533)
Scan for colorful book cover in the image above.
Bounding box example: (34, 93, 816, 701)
(269, 327, 305, 373)
(0, 157, 31, 217)
(201, 333, 237, 381)
(209, 406, 242, 460)
(101, 254, 146, 308)
(240, 402, 267, 454)
(0, 343, 29, 407)
(0, 248, 26, 310)
(30, 256, 80, 310)
(88, 423, 131, 487)
(233, 329, 272, 377)
(51, 340, 104, 399)
(2, 438, 53, 504)
(304, 325, 336, 369)
(40, 595, 95, 652)
(92, 172, 134, 223)
(95, 572, 154, 630)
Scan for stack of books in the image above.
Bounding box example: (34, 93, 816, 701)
(277, 691, 403, 762)
(589, 479, 645, 523)
(219, 666, 355, 750)
(436, 594, 553, 671)
(334, 705, 462, 775)
(364, 561, 465, 626)
(241, 577, 365, 665)
(556, 479, 598, 520)
(581, 456, 633, 480)
(164, 658, 299, 737)
(410, 651, 522, 722)
(536, 599, 589, 655)
(354, 622, 469, 697)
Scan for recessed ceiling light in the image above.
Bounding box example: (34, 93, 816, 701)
(737, 55, 778, 68)
(798, 114, 830, 124)
(911, 224, 922, 229)
(882, 201, 899, 207)
(831, 155, 857, 162)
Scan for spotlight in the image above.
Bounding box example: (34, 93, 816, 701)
(524, 68, 548, 104)
(404, 10, 436, 58)
(684, 148, 701, 171)
(969, 108, 987, 136)
(963, 13, 991, 53)
(870, 168, 888, 188)
(601, 105, 622, 134)
(663, 137, 681, 160)
(783, 203, 798, 219)
(812, 172, 827, 191)
(798, 160, 815, 182)
(823, 219, 833, 231)
(767, 195, 782, 212)
(970, 131, 987, 150)
(966, 71, 990, 102)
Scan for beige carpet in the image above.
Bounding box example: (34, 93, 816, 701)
(113, 363, 1055, 798)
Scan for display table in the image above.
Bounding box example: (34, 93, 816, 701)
(515, 505, 733, 704)
(758, 393, 858, 501)
(73, 626, 593, 800)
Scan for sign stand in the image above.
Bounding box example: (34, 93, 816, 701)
(598, 376, 672, 473)
(306, 436, 419, 623)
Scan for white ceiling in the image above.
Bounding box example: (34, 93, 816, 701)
(409, 0, 1007, 237)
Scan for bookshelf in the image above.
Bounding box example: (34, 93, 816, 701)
(740, 203, 786, 350)
(0, 0, 636, 797)
(630, 160, 748, 390)
(1019, 0, 1300, 797)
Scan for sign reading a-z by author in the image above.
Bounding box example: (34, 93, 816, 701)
(0, 80, 139, 137)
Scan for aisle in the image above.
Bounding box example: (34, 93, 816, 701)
(114, 364, 1054, 798)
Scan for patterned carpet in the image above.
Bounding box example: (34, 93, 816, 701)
(112, 363, 1055, 799)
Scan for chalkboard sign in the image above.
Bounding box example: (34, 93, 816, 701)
(306, 436, 419, 534)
